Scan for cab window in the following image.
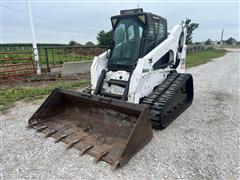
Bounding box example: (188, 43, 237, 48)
(146, 18, 167, 54)
(156, 22, 165, 44)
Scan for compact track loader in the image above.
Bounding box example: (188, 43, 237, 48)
(28, 8, 193, 170)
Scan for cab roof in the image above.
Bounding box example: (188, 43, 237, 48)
(111, 8, 167, 23)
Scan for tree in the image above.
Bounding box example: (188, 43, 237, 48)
(226, 37, 237, 45)
(194, 42, 201, 45)
(185, 18, 199, 45)
(96, 30, 112, 46)
(205, 39, 212, 45)
(68, 40, 78, 46)
(85, 41, 95, 46)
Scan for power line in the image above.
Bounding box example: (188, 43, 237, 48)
(1, 4, 99, 32)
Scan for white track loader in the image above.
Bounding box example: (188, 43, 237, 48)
(28, 8, 194, 170)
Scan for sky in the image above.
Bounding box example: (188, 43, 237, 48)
(0, 0, 239, 44)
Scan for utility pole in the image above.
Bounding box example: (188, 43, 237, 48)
(220, 29, 224, 45)
(27, 0, 41, 75)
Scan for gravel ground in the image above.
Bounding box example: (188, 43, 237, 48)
(1, 52, 239, 179)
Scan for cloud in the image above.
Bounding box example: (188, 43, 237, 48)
(1, 1, 239, 43)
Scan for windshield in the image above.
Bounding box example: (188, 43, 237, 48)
(109, 19, 143, 68)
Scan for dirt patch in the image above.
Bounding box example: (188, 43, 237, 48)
(213, 92, 232, 102)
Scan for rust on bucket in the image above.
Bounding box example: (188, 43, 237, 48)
(28, 89, 153, 169)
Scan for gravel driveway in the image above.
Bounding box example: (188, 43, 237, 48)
(1, 52, 239, 179)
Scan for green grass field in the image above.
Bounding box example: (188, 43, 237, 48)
(186, 49, 226, 67)
(0, 79, 90, 112)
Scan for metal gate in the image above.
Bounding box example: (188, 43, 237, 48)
(40, 46, 108, 72)
(0, 51, 36, 83)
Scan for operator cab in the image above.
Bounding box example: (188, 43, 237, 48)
(108, 8, 167, 71)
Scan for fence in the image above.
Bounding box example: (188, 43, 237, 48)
(187, 45, 205, 52)
(0, 43, 66, 52)
(0, 51, 36, 83)
(39, 46, 108, 72)
(186, 45, 225, 52)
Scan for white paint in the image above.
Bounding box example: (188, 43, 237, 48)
(129, 23, 187, 103)
(90, 23, 187, 104)
(90, 51, 108, 90)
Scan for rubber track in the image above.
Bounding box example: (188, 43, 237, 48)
(141, 72, 192, 129)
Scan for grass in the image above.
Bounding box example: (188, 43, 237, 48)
(186, 48, 226, 68)
(0, 79, 90, 112)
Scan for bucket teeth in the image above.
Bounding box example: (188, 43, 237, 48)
(111, 160, 120, 171)
(45, 130, 58, 138)
(27, 89, 153, 169)
(54, 134, 69, 143)
(66, 139, 82, 150)
(80, 145, 94, 156)
(27, 122, 38, 128)
(36, 126, 48, 132)
(95, 151, 109, 163)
